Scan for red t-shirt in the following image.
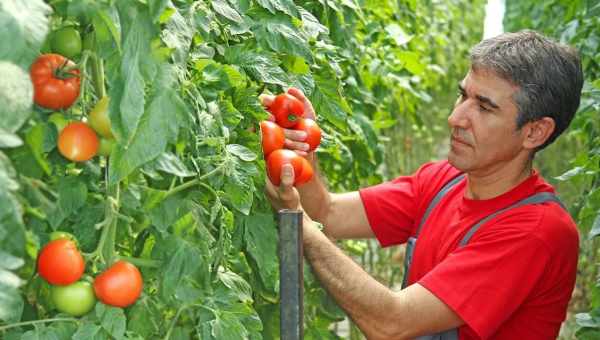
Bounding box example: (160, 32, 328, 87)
(359, 161, 579, 339)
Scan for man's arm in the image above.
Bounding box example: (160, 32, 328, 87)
(302, 213, 464, 339)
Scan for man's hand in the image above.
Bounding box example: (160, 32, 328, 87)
(265, 163, 302, 211)
(259, 88, 317, 157)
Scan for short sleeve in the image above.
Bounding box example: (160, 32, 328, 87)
(358, 161, 456, 247)
(418, 213, 551, 339)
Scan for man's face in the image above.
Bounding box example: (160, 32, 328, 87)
(448, 68, 527, 175)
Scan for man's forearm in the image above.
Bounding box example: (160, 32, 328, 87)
(297, 155, 331, 222)
(302, 215, 405, 339)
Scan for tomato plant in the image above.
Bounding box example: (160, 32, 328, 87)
(266, 149, 313, 186)
(88, 96, 113, 138)
(57, 121, 99, 162)
(260, 120, 285, 157)
(49, 231, 77, 243)
(37, 239, 85, 286)
(48, 112, 69, 132)
(93, 261, 142, 308)
(50, 281, 95, 316)
(49, 26, 82, 60)
(30, 53, 80, 110)
(294, 118, 321, 152)
(267, 93, 304, 128)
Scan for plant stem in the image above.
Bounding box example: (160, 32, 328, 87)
(0, 318, 78, 331)
(163, 305, 189, 340)
(117, 255, 161, 268)
(164, 164, 224, 199)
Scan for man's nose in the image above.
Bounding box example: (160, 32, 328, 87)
(448, 101, 470, 129)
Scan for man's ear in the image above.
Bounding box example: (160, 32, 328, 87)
(522, 117, 556, 150)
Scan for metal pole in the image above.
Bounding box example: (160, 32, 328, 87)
(278, 209, 303, 340)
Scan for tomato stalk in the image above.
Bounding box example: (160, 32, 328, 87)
(83, 187, 119, 265)
(0, 318, 78, 331)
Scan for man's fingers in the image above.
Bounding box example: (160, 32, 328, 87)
(283, 128, 307, 141)
(259, 94, 275, 107)
(286, 87, 316, 120)
(280, 163, 295, 190)
(284, 139, 310, 152)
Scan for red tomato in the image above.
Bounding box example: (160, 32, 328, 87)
(266, 149, 307, 186)
(267, 93, 304, 128)
(37, 239, 85, 286)
(93, 261, 143, 308)
(58, 122, 99, 162)
(30, 54, 80, 110)
(260, 121, 285, 157)
(294, 118, 321, 152)
(296, 157, 314, 185)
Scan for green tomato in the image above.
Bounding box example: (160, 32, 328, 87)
(51, 281, 96, 316)
(98, 138, 114, 157)
(50, 27, 82, 60)
(48, 113, 70, 133)
(88, 96, 113, 138)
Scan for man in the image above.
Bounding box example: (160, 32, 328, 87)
(262, 31, 583, 339)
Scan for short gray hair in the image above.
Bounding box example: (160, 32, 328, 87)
(470, 30, 583, 151)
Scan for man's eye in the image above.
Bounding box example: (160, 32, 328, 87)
(479, 105, 490, 112)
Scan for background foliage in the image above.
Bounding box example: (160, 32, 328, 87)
(0, 0, 485, 339)
(504, 0, 600, 338)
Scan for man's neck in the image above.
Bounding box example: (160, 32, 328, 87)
(465, 160, 533, 200)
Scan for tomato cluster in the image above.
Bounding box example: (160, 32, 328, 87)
(261, 93, 322, 186)
(30, 27, 116, 162)
(37, 234, 143, 316)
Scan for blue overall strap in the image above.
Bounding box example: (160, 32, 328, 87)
(415, 330, 458, 340)
(459, 191, 565, 246)
(402, 174, 466, 289)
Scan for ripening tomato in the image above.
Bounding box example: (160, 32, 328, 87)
(296, 157, 314, 185)
(294, 118, 321, 152)
(57, 122, 99, 162)
(30, 54, 80, 110)
(37, 239, 85, 286)
(260, 121, 285, 157)
(51, 281, 96, 316)
(267, 93, 304, 128)
(266, 149, 309, 186)
(88, 96, 113, 138)
(93, 261, 143, 308)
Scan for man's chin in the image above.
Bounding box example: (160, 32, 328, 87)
(447, 152, 470, 172)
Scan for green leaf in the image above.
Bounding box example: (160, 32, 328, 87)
(72, 323, 103, 340)
(217, 269, 253, 303)
(25, 123, 55, 176)
(0, 188, 25, 259)
(0, 251, 24, 323)
(255, 0, 299, 18)
(151, 152, 195, 178)
(398, 51, 426, 75)
(244, 213, 279, 292)
(212, 0, 243, 23)
(225, 48, 289, 86)
(252, 12, 312, 61)
(554, 166, 585, 181)
(226, 144, 257, 162)
(109, 65, 187, 184)
(0, 128, 23, 148)
(385, 23, 413, 46)
(47, 177, 88, 229)
(211, 312, 248, 339)
(299, 7, 328, 39)
(589, 210, 600, 239)
(0, 0, 51, 67)
(0, 62, 33, 132)
(127, 299, 160, 338)
(97, 304, 127, 339)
